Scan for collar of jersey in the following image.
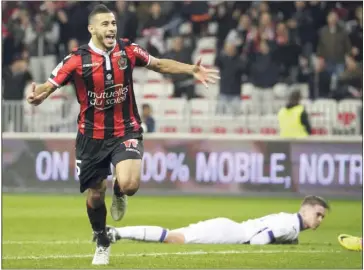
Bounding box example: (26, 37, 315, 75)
(297, 213, 304, 231)
(88, 39, 116, 56)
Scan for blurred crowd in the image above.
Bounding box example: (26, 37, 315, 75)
(1, 1, 363, 132)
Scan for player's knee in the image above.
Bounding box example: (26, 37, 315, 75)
(123, 178, 140, 196)
(118, 176, 140, 196)
(87, 180, 107, 208)
(87, 191, 105, 208)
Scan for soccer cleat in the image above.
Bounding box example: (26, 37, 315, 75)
(106, 225, 121, 243)
(92, 231, 111, 265)
(338, 234, 362, 251)
(110, 177, 128, 221)
(92, 245, 110, 265)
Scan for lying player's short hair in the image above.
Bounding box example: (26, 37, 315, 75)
(301, 195, 330, 210)
(88, 4, 112, 24)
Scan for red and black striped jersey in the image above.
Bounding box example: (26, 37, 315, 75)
(48, 38, 151, 140)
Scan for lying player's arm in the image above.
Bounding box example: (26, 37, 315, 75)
(147, 56, 220, 88)
(249, 229, 275, 245)
(249, 224, 296, 245)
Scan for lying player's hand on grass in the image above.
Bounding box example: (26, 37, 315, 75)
(27, 82, 48, 106)
(192, 58, 220, 88)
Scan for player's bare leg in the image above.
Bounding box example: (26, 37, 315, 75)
(87, 180, 111, 265)
(110, 159, 141, 221)
(106, 225, 185, 244)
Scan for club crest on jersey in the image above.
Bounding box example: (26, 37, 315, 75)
(118, 56, 128, 70)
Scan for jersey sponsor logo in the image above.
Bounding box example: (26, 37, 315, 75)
(117, 56, 128, 70)
(87, 84, 129, 110)
(123, 139, 138, 148)
(133, 46, 149, 60)
(113, 50, 126, 57)
(122, 139, 140, 155)
(82, 63, 100, 68)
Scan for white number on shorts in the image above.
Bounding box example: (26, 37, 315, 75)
(76, 160, 82, 176)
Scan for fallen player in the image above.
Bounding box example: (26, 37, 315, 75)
(102, 195, 329, 245)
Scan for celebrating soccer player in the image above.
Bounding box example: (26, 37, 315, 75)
(104, 196, 329, 245)
(27, 4, 219, 265)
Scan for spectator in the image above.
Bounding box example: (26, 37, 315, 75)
(278, 90, 312, 138)
(141, 104, 155, 133)
(2, 55, 32, 132)
(180, 1, 210, 37)
(292, 1, 316, 56)
(297, 56, 313, 84)
(24, 1, 60, 83)
(211, 2, 239, 52)
(250, 40, 279, 90)
(349, 6, 363, 62)
(306, 57, 332, 99)
(335, 55, 363, 100)
(164, 36, 197, 100)
(307, 1, 328, 52)
(4, 8, 29, 66)
(244, 12, 275, 56)
(67, 38, 79, 52)
(114, 1, 138, 43)
(141, 2, 168, 57)
(225, 14, 253, 54)
(316, 11, 351, 76)
(275, 22, 301, 82)
(58, 2, 90, 46)
(258, 12, 275, 41)
(2, 55, 32, 101)
(215, 42, 245, 116)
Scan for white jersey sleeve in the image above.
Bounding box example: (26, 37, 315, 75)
(242, 212, 302, 244)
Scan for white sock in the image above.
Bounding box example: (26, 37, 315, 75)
(115, 226, 168, 242)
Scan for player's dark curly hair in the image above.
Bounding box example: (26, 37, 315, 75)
(88, 4, 112, 23)
(301, 195, 330, 210)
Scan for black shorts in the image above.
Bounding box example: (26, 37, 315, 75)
(75, 132, 144, 193)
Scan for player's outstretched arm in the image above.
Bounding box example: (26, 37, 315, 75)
(26, 81, 57, 106)
(147, 56, 220, 88)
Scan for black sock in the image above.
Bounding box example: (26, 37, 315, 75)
(113, 180, 124, 197)
(87, 201, 110, 247)
(86, 201, 107, 233)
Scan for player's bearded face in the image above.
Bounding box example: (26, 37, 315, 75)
(93, 13, 117, 50)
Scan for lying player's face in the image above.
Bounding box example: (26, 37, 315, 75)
(92, 13, 117, 49)
(306, 205, 326, 230)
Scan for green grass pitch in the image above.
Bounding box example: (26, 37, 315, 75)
(2, 194, 363, 269)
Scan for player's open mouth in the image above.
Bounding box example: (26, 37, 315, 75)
(105, 35, 115, 43)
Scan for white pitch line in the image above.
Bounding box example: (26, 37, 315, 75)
(3, 249, 342, 260)
(3, 240, 91, 245)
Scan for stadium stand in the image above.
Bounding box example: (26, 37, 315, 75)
(2, 1, 362, 135)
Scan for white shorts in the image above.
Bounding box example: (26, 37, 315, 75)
(171, 217, 247, 244)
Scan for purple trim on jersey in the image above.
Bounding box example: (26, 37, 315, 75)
(159, 229, 167, 242)
(268, 230, 275, 243)
(297, 213, 304, 231)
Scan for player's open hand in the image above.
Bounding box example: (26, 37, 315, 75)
(192, 58, 220, 88)
(26, 82, 48, 106)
